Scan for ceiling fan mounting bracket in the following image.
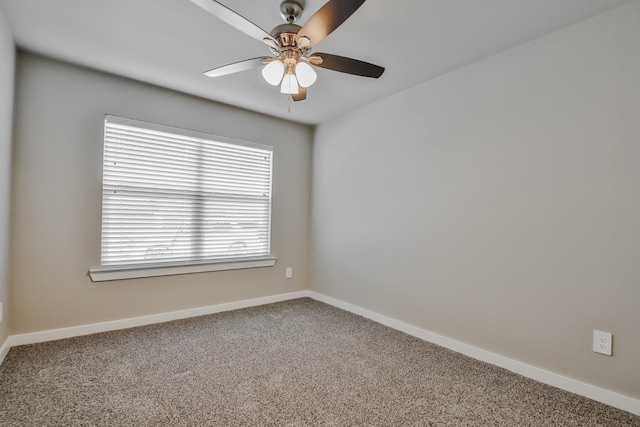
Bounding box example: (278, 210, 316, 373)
(280, 1, 304, 23)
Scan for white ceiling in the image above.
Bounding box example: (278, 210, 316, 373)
(0, 0, 633, 125)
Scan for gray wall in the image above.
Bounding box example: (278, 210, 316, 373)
(10, 53, 312, 334)
(311, 3, 640, 399)
(0, 6, 15, 343)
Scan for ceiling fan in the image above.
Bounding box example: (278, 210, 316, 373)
(190, 0, 385, 101)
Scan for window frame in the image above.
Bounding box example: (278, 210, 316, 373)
(89, 115, 276, 282)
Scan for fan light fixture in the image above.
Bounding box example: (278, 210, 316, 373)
(263, 59, 317, 93)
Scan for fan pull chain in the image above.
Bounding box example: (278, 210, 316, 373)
(288, 94, 292, 113)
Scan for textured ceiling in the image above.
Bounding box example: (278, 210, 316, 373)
(0, 0, 633, 125)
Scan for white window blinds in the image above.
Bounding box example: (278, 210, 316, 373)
(100, 116, 273, 268)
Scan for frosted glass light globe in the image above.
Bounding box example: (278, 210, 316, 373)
(295, 62, 317, 88)
(280, 73, 300, 94)
(262, 60, 285, 86)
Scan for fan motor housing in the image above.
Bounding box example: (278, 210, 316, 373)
(271, 24, 302, 47)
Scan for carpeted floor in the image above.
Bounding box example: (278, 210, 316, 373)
(0, 298, 638, 426)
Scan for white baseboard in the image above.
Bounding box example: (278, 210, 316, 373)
(2, 289, 638, 416)
(0, 336, 10, 365)
(8, 290, 310, 347)
(308, 291, 640, 417)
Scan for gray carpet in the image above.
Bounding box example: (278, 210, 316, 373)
(0, 298, 638, 426)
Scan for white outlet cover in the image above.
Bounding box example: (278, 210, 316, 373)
(593, 330, 612, 356)
(285, 267, 292, 279)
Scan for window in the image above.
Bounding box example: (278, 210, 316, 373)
(91, 116, 274, 281)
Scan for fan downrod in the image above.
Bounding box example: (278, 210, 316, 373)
(280, 0, 303, 23)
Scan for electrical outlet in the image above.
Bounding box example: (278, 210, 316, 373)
(285, 267, 293, 279)
(0, 302, 3, 323)
(593, 330, 612, 356)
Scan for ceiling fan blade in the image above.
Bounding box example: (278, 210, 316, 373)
(191, 0, 278, 45)
(296, 0, 365, 48)
(312, 53, 384, 78)
(292, 86, 307, 101)
(203, 57, 268, 78)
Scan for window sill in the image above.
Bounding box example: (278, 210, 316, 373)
(89, 256, 277, 282)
